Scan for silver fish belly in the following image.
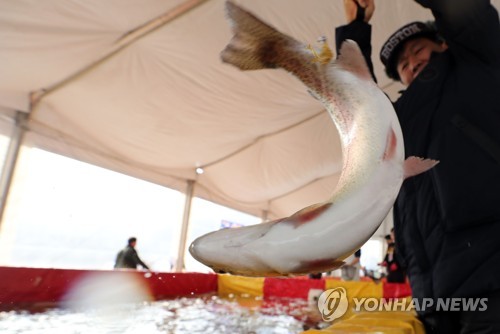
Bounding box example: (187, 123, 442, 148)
(189, 2, 436, 277)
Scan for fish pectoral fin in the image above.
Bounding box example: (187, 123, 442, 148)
(403, 156, 440, 179)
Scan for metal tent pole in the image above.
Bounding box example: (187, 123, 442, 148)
(0, 111, 28, 229)
(175, 179, 194, 272)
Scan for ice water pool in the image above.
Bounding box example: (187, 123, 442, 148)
(0, 295, 317, 334)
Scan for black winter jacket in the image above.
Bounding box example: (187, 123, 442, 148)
(114, 245, 149, 270)
(336, 0, 500, 311)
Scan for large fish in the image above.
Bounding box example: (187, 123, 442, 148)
(189, 1, 437, 277)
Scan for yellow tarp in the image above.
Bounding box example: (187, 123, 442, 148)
(217, 274, 264, 298)
(324, 279, 383, 299)
(302, 311, 425, 334)
(323, 279, 383, 320)
(302, 281, 423, 334)
(216, 275, 424, 334)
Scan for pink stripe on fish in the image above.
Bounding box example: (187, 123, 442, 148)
(383, 128, 397, 161)
(284, 203, 333, 228)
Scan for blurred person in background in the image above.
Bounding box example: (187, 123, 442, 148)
(114, 237, 150, 270)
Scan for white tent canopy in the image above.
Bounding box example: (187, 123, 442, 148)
(0, 0, 497, 222)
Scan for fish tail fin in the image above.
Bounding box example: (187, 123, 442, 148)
(221, 1, 301, 70)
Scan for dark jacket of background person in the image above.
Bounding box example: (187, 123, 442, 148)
(336, 0, 500, 312)
(115, 244, 150, 270)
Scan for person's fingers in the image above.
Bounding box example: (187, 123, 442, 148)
(344, 0, 375, 23)
(343, 0, 358, 23)
(364, 0, 375, 22)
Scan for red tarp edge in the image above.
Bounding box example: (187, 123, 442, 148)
(0, 266, 217, 309)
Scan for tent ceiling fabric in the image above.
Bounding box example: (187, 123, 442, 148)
(1, 0, 498, 220)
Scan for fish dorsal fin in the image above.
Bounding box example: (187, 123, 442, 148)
(337, 40, 372, 81)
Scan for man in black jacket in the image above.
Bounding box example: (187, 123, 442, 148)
(336, 0, 500, 332)
(114, 237, 150, 270)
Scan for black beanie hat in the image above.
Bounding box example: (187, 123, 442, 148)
(380, 21, 439, 80)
